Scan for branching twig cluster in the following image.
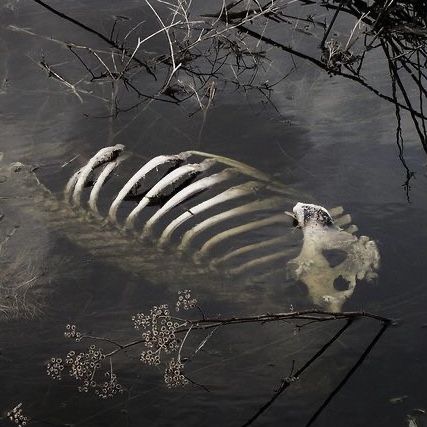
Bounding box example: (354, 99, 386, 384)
(17, 0, 426, 190)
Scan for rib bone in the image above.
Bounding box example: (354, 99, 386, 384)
(227, 250, 293, 276)
(72, 144, 125, 207)
(125, 158, 216, 230)
(209, 235, 291, 270)
(157, 181, 266, 248)
(193, 213, 293, 263)
(88, 154, 128, 216)
(141, 168, 239, 239)
(178, 197, 284, 252)
(108, 152, 191, 224)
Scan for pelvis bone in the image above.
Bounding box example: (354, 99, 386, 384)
(288, 203, 380, 312)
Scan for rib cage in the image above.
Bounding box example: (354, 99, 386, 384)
(62, 145, 355, 278)
(0, 147, 377, 316)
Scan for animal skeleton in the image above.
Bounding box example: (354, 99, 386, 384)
(2, 145, 379, 311)
(58, 145, 380, 311)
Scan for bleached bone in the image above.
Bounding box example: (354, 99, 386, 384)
(157, 180, 266, 248)
(125, 159, 216, 229)
(64, 169, 81, 202)
(329, 206, 344, 217)
(227, 250, 293, 276)
(178, 197, 284, 252)
(334, 213, 352, 227)
(141, 168, 239, 239)
(288, 203, 380, 311)
(89, 154, 128, 216)
(345, 224, 358, 234)
(193, 214, 293, 263)
(187, 151, 282, 187)
(209, 235, 290, 270)
(56, 146, 380, 313)
(72, 144, 125, 207)
(108, 152, 191, 224)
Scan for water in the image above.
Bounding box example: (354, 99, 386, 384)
(1, 1, 427, 426)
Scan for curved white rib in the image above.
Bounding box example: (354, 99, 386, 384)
(64, 169, 81, 202)
(72, 144, 125, 207)
(227, 250, 293, 276)
(141, 168, 239, 239)
(157, 180, 265, 248)
(329, 206, 344, 217)
(125, 159, 216, 229)
(108, 152, 191, 224)
(88, 155, 127, 216)
(193, 213, 292, 262)
(334, 213, 352, 227)
(178, 197, 283, 252)
(209, 235, 290, 270)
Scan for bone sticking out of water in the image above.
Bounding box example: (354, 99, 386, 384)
(209, 235, 291, 270)
(108, 152, 191, 224)
(88, 155, 127, 216)
(193, 213, 293, 263)
(141, 168, 239, 239)
(71, 144, 125, 207)
(178, 197, 284, 252)
(125, 159, 216, 230)
(157, 180, 265, 248)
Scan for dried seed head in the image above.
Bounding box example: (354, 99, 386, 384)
(164, 358, 188, 388)
(175, 290, 197, 312)
(7, 403, 30, 427)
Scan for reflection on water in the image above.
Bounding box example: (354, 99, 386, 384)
(1, 1, 427, 426)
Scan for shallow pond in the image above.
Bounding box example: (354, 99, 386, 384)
(0, 1, 426, 426)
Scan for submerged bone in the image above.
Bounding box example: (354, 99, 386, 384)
(64, 169, 81, 202)
(157, 181, 266, 248)
(193, 214, 293, 262)
(334, 213, 352, 227)
(209, 235, 290, 270)
(329, 206, 344, 217)
(178, 197, 284, 252)
(227, 250, 293, 276)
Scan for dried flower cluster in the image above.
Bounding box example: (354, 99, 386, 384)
(164, 357, 188, 388)
(46, 357, 64, 380)
(132, 304, 181, 366)
(46, 344, 123, 399)
(95, 370, 124, 399)
(64, 324, 82, 341)
(175, 289, 197, 312)
(46, 293, 203, 401)
(7, 403, 30, 427)
(66, 346, 104, 391)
